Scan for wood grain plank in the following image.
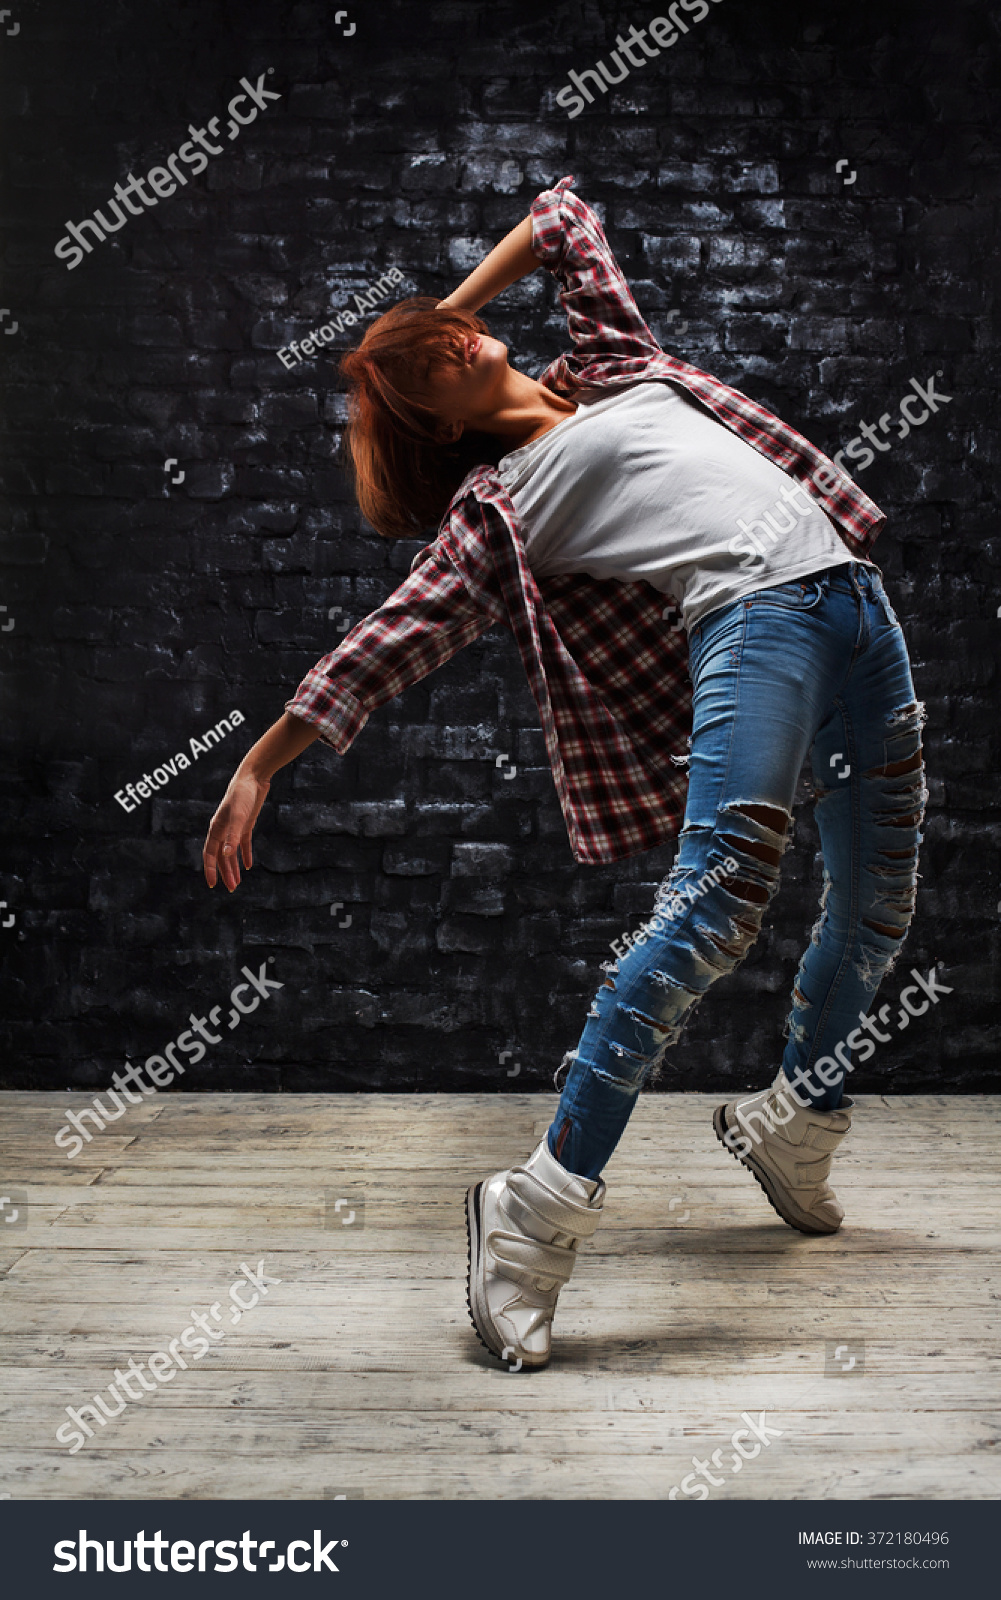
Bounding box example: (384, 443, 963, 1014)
(1, 1091, 997, 1502)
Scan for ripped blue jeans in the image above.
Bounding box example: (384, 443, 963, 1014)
(547, 561, 927, 1181)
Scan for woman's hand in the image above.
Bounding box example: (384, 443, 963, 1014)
(200, 711, 320, 892)
(202, 769, 270, 892)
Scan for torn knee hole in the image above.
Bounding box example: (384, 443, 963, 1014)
(719, 873, 769, 905)
(863, 917, 904, 939)
(630, 1009, 670, 1033)
(885, 812, 923, 829)
(868, 749, 923, 779)
(717, 919, 760, 949)
(720, 834, 782, 869)
(732, 802, 790, 832)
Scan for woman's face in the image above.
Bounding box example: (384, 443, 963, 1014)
(403, 331, 511, 437)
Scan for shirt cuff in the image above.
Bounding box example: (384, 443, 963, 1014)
(284, 670, 370, 754)
(530, 174, 575, 273)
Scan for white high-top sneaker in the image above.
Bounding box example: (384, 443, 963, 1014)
(465, 1136, 606, 1369)
(713, 1068, 854, 1235)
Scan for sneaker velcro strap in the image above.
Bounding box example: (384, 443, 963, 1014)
(802, 1124, 848, 1152)
(794, 1152, 835, 1184)
(506, 1170, 604, 1238)
(487, 1229, 578, 1288)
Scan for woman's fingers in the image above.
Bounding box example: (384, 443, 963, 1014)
(203, 774, 269, 891)
(219, 841, 241, 891)
(203, 823, 240, 890)
(203, 803, 247, 891)
(202, 824, 221, 889)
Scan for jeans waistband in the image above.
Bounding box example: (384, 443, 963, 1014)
(819, 559, 882, 596)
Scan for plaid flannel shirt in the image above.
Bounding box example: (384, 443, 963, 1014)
(286, 175, 886, 865)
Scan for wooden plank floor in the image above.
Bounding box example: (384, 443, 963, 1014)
(1, 1091, 999, 1500)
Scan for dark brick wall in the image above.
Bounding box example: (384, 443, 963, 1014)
(1, 0, 997, 1095)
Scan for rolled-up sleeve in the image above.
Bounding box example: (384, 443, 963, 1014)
(284, 538, 492, 753)
(530, 175, 663, 369)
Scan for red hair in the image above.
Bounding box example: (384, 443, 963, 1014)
(339, 296, 505, 539)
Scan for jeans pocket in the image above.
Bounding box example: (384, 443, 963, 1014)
(871, 577, 902, 630)
(749, 576, 826, 611)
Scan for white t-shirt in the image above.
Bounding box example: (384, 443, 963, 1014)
(496, 380, 867, 628)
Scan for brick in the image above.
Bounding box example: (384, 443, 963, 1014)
(640, 234, 701, 274)
(382, 844, 451, 877)
(451, 843, 515, 878)
(436, 918, 500, 955)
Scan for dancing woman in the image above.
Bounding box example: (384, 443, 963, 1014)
(203, 177, 926, 1369)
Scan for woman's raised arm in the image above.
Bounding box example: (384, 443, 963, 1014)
(437, 215, 538, 314)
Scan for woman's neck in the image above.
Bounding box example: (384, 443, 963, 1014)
(470, 369, 577, 449)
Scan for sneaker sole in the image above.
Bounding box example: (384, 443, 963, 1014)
(464, 1182, 548, 1370)
(712, 1104, 841, 1236)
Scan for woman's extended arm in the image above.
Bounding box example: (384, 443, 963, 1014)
(437, 214, 538, 313)
(202, 711, 318, 891)
(202, 533, 494, 893)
